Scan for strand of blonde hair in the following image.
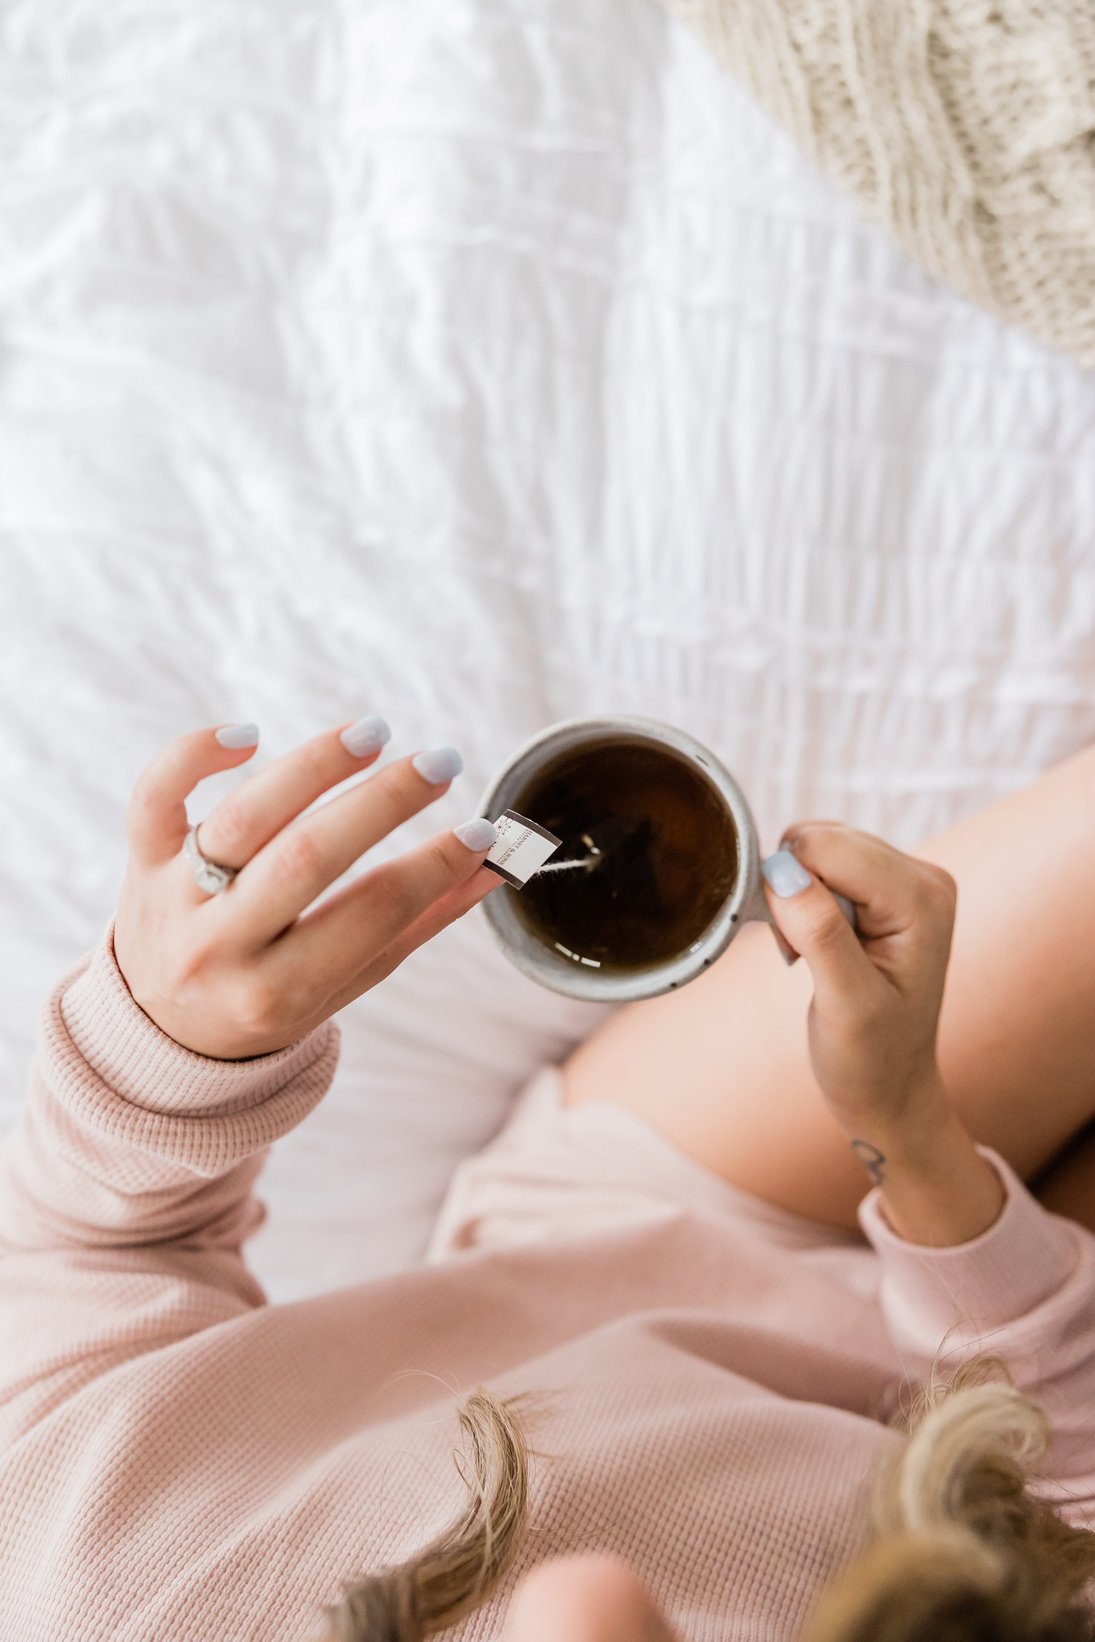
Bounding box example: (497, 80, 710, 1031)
(315, 1388, 531, 1642)
(799, 1353, 1095, 1642)
(312, 1354, 1095, 1642)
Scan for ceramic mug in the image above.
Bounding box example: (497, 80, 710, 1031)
(477, 713, 855, 1003)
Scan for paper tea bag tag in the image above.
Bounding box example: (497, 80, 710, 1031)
(484, 810, 563, 888)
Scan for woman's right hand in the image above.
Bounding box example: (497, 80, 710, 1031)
(760, 824, 959, 1149)
(112, 719, 503, 1062)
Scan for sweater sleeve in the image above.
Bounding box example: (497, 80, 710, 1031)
(0, 916, 341, 1447)
(858, 1143, 1095, 1529)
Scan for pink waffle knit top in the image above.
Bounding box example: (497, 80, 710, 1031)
(1, 919, 1093, 1642)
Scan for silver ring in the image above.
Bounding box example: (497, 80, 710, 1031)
(184, 823, 240, 896)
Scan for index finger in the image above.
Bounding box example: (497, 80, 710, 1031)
(315, 861, 504, 1012)
(780, 822, 946, 939)
(264, 821, 500, 996)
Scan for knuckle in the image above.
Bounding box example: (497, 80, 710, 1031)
(207, 796, 251, 856)
(128, 773, 162, 820)
(930, 865, 958, 904)
(802, 907, 849, 955)
(295, 739, 332, 788)
(783, 819, 839, 850)
(782, 824, 850, 878)
(432, 836, 466, 884)
(348, 765, 406, 841)
(909, 875, 934, 910)
(913, 865, 956, 918)
(232, 978, 282, 1032)
(407, 838, 470, 912)
(272, 827, 321, 883)
(371, 869, 419, 929)
(373, 763, 416, 819)
(171, 937, 218, 988)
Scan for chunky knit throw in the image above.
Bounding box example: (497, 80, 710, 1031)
(659, 0, 1095, 366)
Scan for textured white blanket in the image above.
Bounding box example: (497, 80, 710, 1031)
(2, 0, 1094, 1300)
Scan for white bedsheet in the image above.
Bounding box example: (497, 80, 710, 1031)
(2, 0, 1094, 1302)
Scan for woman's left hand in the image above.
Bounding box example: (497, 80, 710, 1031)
(112, 721, 502, 1061)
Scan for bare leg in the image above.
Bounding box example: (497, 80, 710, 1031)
(563, 741, 1095, 1236)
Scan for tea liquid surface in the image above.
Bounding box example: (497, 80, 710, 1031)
(510, 738, 738, 972)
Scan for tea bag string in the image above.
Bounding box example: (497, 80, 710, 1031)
(535, 832, 605, 875)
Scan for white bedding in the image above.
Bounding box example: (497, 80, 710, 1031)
(2, 0, 1094, 1302)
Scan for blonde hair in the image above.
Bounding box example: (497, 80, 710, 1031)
(315, 1389, 531, 1642)
(799, 1353, 1095, 1642)
(313, 1356, 1095, 1642)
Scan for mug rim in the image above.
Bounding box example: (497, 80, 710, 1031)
(476, 714, 765, 1003)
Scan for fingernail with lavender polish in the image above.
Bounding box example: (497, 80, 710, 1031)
(762, 850, 813, 898)
(412, 746, 463, 784)
(453, 817, 497, 852)
(339, 715, 391, 758)
(215, 723, 260, 748)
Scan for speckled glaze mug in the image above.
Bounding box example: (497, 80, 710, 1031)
(477, 714, 806, 1004)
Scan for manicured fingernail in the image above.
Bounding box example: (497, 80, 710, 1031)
(412, 746, 463, 784)
(215, 722, 259, 749)
(762, 849, 813, 898)
(453, 817, 497, 852)
(339, 715, 391, 758)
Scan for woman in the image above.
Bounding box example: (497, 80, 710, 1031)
(1, 716, 1093, 1641)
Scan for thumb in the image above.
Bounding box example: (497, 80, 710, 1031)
(126, 723, 260, 867)
(761, 849, 865, 1002)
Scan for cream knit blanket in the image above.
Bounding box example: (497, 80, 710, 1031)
(659, 0, 1095, 367)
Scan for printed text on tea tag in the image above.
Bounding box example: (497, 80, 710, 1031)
(483, 810, 562, 888)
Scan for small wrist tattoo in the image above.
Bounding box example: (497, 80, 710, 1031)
(851, 1139, 887, 1186)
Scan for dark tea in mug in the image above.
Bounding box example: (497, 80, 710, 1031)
(508, 735, 739, 974)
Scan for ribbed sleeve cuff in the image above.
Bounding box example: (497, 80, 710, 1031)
(857, 1142, 1083, 1334)
(42, 916, 342, 1177)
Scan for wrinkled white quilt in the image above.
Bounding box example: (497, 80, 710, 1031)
(2, 0, 1094, 1301)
